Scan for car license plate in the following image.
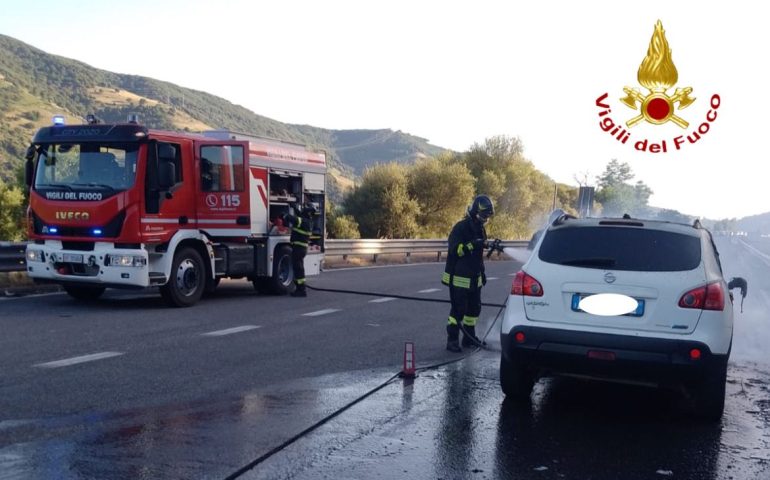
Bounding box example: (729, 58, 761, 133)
(571, 294, 645, 317)
(62, 253, 84, 263)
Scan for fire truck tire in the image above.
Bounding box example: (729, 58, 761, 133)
(63, 285, 106, 301)
(160, 247, 206, 307)
(270, 245, 294, 295)
(204, 277, 221, 296)
(252, 277, 270, 294)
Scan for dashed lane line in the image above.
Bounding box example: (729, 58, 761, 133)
(418, 288, 441, 293)
(34, 352, 124, 368)
(369, 297, 397, 303)
(201, 325, 261, 337)
(302, 309, 341, 317)
(486, 277, 499, 281)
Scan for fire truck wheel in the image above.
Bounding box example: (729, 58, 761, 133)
(270, 245, 294, 295)
(161, 247, 206, 307)
(63, 285, 106, 301)
(204, 277, 221, 296)
(252, 277, 270, 294)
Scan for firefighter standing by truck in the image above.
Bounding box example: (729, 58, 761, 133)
(283, 202, 317, 297)
(442, 195, 495, 352)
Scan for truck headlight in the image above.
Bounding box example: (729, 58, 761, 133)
(105, 254, 147, 267)
(26, 249, 44, 263)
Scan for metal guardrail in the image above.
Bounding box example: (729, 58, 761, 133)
(0, 239, 530, 273)
(325, 239, 529, 262)
(0, 242, 27, 273)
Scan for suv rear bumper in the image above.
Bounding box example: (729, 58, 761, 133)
(501, 326, 729, 386)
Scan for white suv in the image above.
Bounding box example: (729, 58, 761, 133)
(500, 214, 744, 420)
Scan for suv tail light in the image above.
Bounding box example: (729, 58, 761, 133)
(678, 282, 725, 311)
(512, 271, 544, 297)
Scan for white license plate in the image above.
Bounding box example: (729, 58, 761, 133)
(62, 253, 84, 263)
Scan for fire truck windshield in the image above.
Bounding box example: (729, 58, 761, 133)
(34, 143, 139, 194)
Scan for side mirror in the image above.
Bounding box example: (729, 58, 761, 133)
(728, 277, 748, 313)
(527, 229, 543, 251)
(24, 145, 36, 187)
(158, 161, 176, 189)
(24, 159, 34, 187)
(728, 277, 748, 299)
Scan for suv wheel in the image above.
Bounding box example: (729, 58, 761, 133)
(500, 355, 535, 401)
(690, 363, 727, 421)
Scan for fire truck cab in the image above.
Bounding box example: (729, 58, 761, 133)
(24, 116, 326, 307)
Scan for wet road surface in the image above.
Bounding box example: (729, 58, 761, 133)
(1, 240, 769, 479)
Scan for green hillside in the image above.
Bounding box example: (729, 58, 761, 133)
(0, 34, 447, 200)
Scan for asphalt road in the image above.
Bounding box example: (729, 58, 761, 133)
(0, 242, 768, 479)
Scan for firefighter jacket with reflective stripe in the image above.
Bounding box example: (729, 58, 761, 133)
(442, 216, 486, 289)
(283, 213, 313, 248)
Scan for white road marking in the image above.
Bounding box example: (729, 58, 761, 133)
(369, 297, 397, 303)
(508, 273, 517, 276)
(0, 292, 66, 302)
(201, 325, 261, 337)
(486, 277, 499, 281)
(418, 288, 441, 293)
(303, 309, 341, 317)
(34, 352, 124, 368)
(367, 323, 381, 327)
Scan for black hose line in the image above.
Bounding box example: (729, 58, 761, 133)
(225, 290, 508, 478)
(223, 373, 400, 480)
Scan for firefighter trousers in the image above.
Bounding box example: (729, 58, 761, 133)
(447, 284, 482, 339)
(291, 245, 307, 289)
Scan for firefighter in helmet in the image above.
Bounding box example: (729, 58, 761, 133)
(283, 202, 318, 297)
(442, 195, 494, 352)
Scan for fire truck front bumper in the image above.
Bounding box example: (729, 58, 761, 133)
(25, 241, 150, 288)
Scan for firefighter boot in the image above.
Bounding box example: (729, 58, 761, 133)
(461, 325, 486, 348)
(446, 324, 461, 353)
(291, 283, 307, 297)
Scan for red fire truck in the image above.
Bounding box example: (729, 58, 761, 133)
(23, 115, 326, 307)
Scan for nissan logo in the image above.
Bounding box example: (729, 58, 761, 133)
(604, 272, 617, 284)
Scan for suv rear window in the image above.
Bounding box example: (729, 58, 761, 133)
(538, 226, 702, 272)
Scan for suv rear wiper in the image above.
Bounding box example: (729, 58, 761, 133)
(560, 258, 617, 267)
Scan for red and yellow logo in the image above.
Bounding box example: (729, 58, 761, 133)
(595, 20, 720, 153)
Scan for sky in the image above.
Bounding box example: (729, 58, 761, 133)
(0, 0, 767, 219)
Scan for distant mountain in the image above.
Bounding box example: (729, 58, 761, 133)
(0, 34, 447, 201)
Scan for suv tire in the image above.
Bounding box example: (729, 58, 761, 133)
(690, 363, 727, 421)
(500, 355, 535, 401)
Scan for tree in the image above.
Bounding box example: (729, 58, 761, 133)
(656, 208, 693, 224)
(325, 199, 361, 239)
(326, 214, 361, 239)
(345, 163, 419, 238)
(462, 136, 556, 239)
(594, 160, 653, 217)
(407, 154, 475, 237)
(0, 178, 25, 240)
(597, 159, 634, 189)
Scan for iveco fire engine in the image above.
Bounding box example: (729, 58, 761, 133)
(23, 115, 326, 307)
